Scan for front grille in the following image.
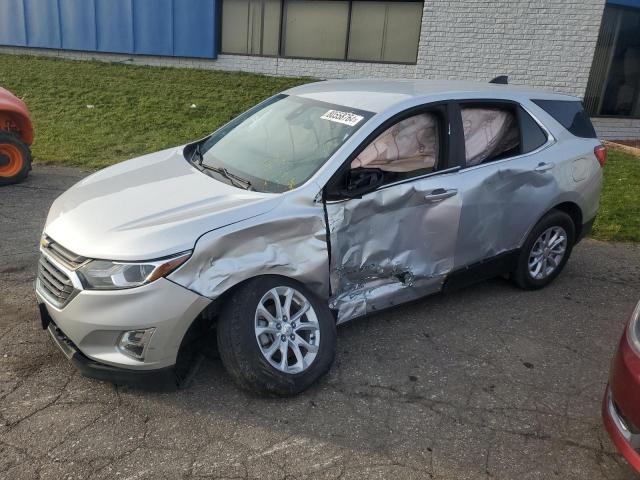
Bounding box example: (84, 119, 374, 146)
(37, 236, 87, 308)
(38, 255, 76, 308)
(42, 235, 87, 269)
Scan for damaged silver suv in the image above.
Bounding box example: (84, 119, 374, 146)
(36, 79, 605, 394)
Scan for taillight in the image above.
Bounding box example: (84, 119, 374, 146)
(594, 144, 607, 168)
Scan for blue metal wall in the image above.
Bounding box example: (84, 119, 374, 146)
(608, 0, 640, 8)
(0, 0, 219, 59)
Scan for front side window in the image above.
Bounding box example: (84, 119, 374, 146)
(351, 112, 439, 176)
(196, 95, 373, 192)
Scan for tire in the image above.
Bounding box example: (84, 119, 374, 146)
(0, 132, 31, 186)
(217, 275, 336, 396)
(513, 209, 575, 290)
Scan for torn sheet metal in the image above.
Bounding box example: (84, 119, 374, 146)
(169, 195, 330, 300)
(326, 175, 462, 323)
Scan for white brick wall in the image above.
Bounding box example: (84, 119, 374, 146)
(592, 117, 640, 141)
(0, 0, 607, 97)
(415, 0, 606, 97)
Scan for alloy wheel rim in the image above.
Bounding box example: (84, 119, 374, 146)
(528, 226, 567, 280)
(254, 286, 320, 374)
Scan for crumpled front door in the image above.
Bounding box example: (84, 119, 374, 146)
(325, 171, 463, 323)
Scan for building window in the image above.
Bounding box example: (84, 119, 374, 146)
(221, 0, 281, 56)
(220, 0, 423, 64)
(585, 4, 640, 118)
(283, 1, 350, 60)
(347, 1, 422, 63)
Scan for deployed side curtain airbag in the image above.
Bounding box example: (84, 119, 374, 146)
(462, 108, 520, 166)
(351, 113, 439, 172)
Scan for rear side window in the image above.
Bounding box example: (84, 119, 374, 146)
(532, 100, 597, 139)
(459, 102, 550, 167)
(460, 104, 520, 166)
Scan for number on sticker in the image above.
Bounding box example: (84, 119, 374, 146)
(320, 110, 364, 127)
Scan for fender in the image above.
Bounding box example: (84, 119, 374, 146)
(519, 193, 586, 249)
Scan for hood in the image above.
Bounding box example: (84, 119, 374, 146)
(45, 147, 280, 260)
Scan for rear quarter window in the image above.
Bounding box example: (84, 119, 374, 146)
(518, 106, 547, 153)
(532, 100, 597, 139)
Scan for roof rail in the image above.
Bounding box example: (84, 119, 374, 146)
(489, 75, 509, 85)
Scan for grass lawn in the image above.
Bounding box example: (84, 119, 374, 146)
(0, 54, 311, 169)
(593, 149, 640, 242)
(0, 54, 638, 242)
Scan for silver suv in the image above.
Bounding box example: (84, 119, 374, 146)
(36, 79, 605, 394)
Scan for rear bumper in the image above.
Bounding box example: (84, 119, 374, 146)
(576, 217, 595, 243)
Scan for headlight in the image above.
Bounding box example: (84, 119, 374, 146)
(626, 300, 640, 355)
(77, 252, 191, 290)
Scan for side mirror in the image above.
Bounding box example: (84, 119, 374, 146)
(336, 168, 384, 199)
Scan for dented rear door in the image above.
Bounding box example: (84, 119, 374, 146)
(326, 169, 463, 323)
(451, 101, 561, 269)
(451, 156, 549, 268)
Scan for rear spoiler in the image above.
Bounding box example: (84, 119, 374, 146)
(489, 75, 509, 85)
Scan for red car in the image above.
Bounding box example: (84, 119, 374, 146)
(0, 87, 33, 185)
(603, 299, 640, 472)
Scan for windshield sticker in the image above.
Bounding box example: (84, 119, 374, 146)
(320, 110, 364, 127)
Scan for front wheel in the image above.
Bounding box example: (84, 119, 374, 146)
(512, 210, 575, 290)
(0, 132, 31, 186)
(217, 276, 336, 396)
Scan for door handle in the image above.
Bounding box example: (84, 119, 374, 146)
(424, 188, 458, 202)
(534, 162, 555, 172)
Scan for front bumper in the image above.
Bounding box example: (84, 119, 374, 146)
(603, 386, 640, 472)
(45, 316, 177, 388)
(602, 329, 640, 473)
(36, 276, 211, 373)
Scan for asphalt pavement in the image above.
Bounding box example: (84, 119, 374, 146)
(1, 165, 639, 479)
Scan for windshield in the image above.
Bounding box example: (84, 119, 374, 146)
(195, 95, 373, 193)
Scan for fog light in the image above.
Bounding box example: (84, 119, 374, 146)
(118, 328, 155, 361)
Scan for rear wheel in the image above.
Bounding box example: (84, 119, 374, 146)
(0, 132, 31, 186)
(513, 210, 575, 289)
(217, 276, 336, 396)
